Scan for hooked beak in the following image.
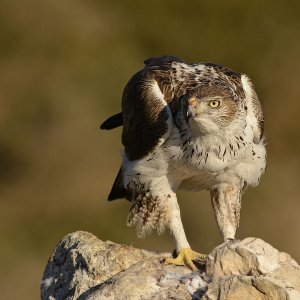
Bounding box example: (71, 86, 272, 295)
(187, 106, 196, 120)
(187, 98, 207, 120)
(187, 97, 198, 120)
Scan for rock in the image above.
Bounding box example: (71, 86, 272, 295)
(205, 238, 300, 300)
(41, 232, 300, 300)
(41, 231, 207, 300)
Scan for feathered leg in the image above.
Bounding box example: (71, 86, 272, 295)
(210, 183, 242, 241)
(165, 193, 206, 270)
(168, 193, 190, 250)
(126, 175, 206, 270)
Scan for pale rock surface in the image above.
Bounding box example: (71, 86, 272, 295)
(41, 231, 300, 300)
(205, 238, 300, 299)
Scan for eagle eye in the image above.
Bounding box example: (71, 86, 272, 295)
(209, 100, 221, 108)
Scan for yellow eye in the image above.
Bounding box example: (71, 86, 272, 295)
(209, 100, 221, 108)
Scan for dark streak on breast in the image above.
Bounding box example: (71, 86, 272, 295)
(191, 148, 195, 157)
(205, 152, 209, 163)
(182, 140, 188, 147)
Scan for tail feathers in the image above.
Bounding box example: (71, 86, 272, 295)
(108, 167, 131, 201)
(100, 112, 123, 130)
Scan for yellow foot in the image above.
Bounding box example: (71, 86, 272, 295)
(165, 248, 207, 271)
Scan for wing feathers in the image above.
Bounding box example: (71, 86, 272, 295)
(100, 112, 123, 130)
(108, 167, 131, 201)
(122, 71, 172, 160)
(241, 75, 264, 143)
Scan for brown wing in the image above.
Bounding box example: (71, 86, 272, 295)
(100, 112, 123, 130)
(122, 68, 173, 160)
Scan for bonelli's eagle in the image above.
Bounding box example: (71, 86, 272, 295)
(101, 56, 266, 270)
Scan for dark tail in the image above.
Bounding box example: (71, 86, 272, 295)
(108, 167, 131, 201)
(100, 112, 123, 130)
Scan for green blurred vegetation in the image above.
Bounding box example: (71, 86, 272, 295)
(0, 0, 299, 298)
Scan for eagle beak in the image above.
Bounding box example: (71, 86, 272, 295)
(187, 97, 198, 120)
(187, 106, 196, 119)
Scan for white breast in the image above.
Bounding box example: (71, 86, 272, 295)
(164, 124, 266, 191)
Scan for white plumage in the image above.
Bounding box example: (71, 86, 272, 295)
(101, 56, 266, 269)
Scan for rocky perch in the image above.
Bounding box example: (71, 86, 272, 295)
(41, 231, 300, 300)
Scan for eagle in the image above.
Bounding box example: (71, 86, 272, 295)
(101, 56, 266, 270)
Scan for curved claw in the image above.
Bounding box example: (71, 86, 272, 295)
(165, 248, 207, 271)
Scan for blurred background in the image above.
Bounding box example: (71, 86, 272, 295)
(0, 0, 299, 298)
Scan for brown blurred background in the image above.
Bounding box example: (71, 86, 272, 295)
(0, 0, 299, 298)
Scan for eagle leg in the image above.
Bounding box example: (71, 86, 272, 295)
(210, 183, 242, 241)
(165, 193, 206, 270)
(165, 248, 206, 271)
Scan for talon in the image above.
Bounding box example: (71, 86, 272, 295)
(164, 248, 206, 271)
